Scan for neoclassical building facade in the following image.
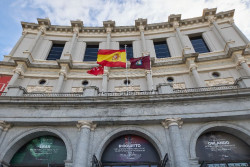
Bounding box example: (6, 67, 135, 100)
(0, 8, 250, 167)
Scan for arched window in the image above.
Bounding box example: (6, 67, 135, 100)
(10, 135, 67, 167)
(101, 134, 160, 167)
(196, 131, 250, 167)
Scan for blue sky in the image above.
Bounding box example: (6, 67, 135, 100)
(0, 0, 250, 61)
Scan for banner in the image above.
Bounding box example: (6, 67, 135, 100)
(196, 131, 250, 161)
(0, 75, 12, 95)
(101, 135, 160, 163)
(10, 136, 67, 165)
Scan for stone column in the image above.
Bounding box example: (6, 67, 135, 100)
(106, 29, 111, 49)
(234, 54, 250, 76)
(8, 70, 21, 86)
(8, 31, 27, 57)
(173, 21, 192, 55)
(74, 121, 96, 167)
(208, 16, 228, 44)
(230, 20, 249, 45)
(0, 121, 11, 138)
(7, 63, 27, 87)
(146, 70, 153, 91)
(102, 72, 109, 92)
(135, 18, 147, 52)
(68, 30, 78, 55)
(190, 66, 205, 87)
(0, 121, 11, 147)
(139, 25, 147, 52)
(239, 59, 250, 76)
(186, 58, 205, 87)
(55, 72, 66, 93)
(162, 118, 190, 167)
(230, 19, 250, 54)
(28, 26, 45, 53)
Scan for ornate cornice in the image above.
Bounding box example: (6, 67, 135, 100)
(20, 8, 234, 34)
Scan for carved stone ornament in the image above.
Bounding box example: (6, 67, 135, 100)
(115, 86, 140, 92)
(173, 83, 186, 89)
(26, 86, 53, 93)
(38, 26, 46, 34)
(246, 43, 250, 48)
(189, 64, 198, 72)
(207, 15, 215, 24)
(205, 78, 235, 87)
(161, 118, 183, 128)
(71, 87, 84, 93)
(13, 69, 22, 75)
(59, 71, 67, 77)
(145, 70, 152, 75)
(106, 27, 112, 33)
(0, 121, 12, 131)
(73, 27, 79, 35)
(173, 21, 180, 29)
(76, 121, 97, 131)
(229, 18, 235, 25)
(139, 25, 145, 32)
(22, 30, 28, 35)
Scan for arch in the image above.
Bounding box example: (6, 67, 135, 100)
(189, 122, 250, 159)
(94, 126, 165, 160)
(0, 127, 73, 164)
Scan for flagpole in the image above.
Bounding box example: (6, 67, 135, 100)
(125, 44, 129, 95)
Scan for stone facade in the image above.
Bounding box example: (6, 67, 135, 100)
(0, 8, 250, 167)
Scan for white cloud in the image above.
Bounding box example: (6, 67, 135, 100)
(11, 0, 250, 39)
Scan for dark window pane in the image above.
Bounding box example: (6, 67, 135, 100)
(84, 45, 99, 61)
(120, 44, 133, 60)
(154, 41, 171, 58)
(46, 44, 64, 60)
(190, 36, 210, 53)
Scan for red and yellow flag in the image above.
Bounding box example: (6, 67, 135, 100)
(97, 49, 126, 68)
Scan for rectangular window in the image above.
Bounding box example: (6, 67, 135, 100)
(83, 44, 99, 61)
(190, 36, 210, 53)
(120, 43, 133, 60)
(46, 44, 65, 60)
(154, 41, 171, 58)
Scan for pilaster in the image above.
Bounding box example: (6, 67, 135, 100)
(233, 53, 250, 76)
(7, 62, 27, 87)
(161, 118, 183, 129)
(162, 118, 190, 167)
(145, 70, 153, 91)
(74, 121, 96, 167)
(103, 20, 115, 49)
(55, 64, 69, 93)
(135, 18, 147, 52)
(186, 58, 205, 87)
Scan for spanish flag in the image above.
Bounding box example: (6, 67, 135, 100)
(97, 49, 126, 68)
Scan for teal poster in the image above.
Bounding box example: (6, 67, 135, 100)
(11, 136, 67, 165)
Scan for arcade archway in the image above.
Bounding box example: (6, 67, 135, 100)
(196, 131, 250, 167)
(100, 134, 162, 167)
(10, 135, 67, 167)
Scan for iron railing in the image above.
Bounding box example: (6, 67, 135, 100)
(98, 90, 158, 96)
(23, 92, 84, 97)
(12, 84, 241, 97)
(174, 85, 239, 93)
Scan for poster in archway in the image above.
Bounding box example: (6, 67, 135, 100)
(10, 136, 67, 165)
(101, 135, 160, 163)
(196, 131, 250, 161)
